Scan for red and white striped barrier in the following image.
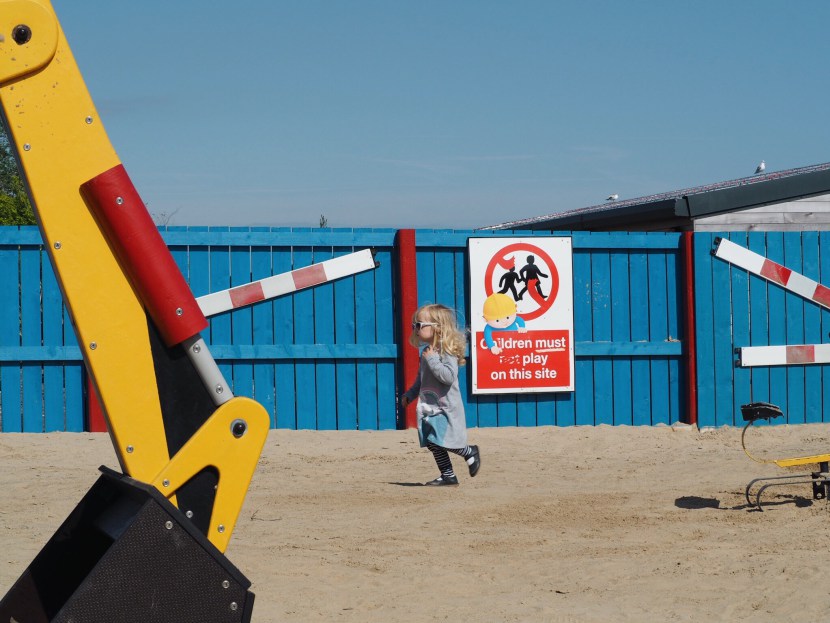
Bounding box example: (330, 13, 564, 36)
(196, 249, 377, 317)
(713, 238, 830, 310)
(713, 238, 830, 368)
(738, 344, 830, 368)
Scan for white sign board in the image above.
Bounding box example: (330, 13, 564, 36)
(468, 237, 575, 394)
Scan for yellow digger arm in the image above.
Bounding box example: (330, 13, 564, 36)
(0, 0, 268, 553)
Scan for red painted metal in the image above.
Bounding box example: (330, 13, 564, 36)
(229, 282, 265, 308)
(81, 165, 208, 346)
(682, 231, 698, 426)
(786, 345, 815, 364)
(760, 259, 791, 285)
(292, 263, 327, 289)
(86, 376, 107, 433)
(813, 284, 830, 307)
(396, 229, 419, 429)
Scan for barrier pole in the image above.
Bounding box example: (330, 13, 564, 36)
(682, 231, 698, 426)
(395, 229, 419, 429)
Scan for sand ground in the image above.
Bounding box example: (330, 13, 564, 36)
(2, 423, 830, 622)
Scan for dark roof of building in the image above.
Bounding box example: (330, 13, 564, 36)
(483, 161, 830, 231)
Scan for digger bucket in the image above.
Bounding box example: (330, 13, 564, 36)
(0, 467, 254, 623)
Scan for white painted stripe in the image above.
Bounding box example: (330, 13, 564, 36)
(739, 346, 789, 367)
(786, 272, 820, 301)
(738, 344, 830, 367)
(714, 238, 765, 274)
(197, 291, 233, 318)
(324, 249, 377, 280)
(714, 238, 830, 311)
(197, 249, 376, 317)
(259, 273, 297, 301)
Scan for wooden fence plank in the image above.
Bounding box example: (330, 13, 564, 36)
(801, 231, 822, 423)
(251, 240, 277, 427)
(63, 304, 83, 432)
(42, 253, 66, 431)
(573, 247, 595, 426)
(208, 227, 233, 396)
(416, 246, 436, 306)
(272, 238, 296, 429)
(231, 240, 255, 400)
(0, 244, 21, 432)
(648, 249, 671, 425)
(766, 233, 788, 416)
(665, 244, 681, 425)
(313, 246, 337, 430)
(591, 248, 613, 425)
(784, 232, 806, 424)
(611, 250, 632, 426)
(355, 242, 379, 431)
(21, 246, 43, 432)
(374, 246, 397, 431)
(496, 394, 517, 428)
(694, 233, 716, 427)
(517, 393, 536, 427)
(333, 245, 358, 431)
(629, 249, 651, 425)
(747, 232, 770, 404)
(292, 243, 317, 430)
(730, 232, 751, 427)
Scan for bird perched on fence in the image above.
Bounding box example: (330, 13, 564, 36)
(606, 193, 619, 201)
(755, 160, 766, 175)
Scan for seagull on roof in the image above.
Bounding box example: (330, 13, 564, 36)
(755, 160, 766, 175)
(606, 193, 619, 201)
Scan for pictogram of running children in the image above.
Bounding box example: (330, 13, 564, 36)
(497, 254, 549, 303)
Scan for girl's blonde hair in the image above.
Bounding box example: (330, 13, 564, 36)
(409, 303, 467, 366)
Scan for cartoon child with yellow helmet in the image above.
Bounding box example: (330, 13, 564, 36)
(482, 293, 527, 355)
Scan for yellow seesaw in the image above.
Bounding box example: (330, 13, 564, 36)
(741, 402, 830, 510)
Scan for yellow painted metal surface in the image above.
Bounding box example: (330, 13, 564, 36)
(0, 0, 57, 81)
(151, 397, 270, 552)
(0, 2, 269, 554)
(0, 0, 170, 481)
(774, 454, 830, 469)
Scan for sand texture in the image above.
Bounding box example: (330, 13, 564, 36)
(2, 423, 830, 622)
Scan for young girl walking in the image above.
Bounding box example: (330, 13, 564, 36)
(400, 303, 481, 486)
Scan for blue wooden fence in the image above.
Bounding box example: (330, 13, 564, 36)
(4, 226, 825, 432)
(165, 227, 400, 431)
(0, 227, 690, 432)
(0, 227, 83, 433)
(694, 231, 830, 427)
(413, 231, 684, 427)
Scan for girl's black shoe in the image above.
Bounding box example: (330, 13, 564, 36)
(425, 475, 458, 486)
(467, 445, 481, 477)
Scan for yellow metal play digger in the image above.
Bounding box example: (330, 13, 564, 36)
(741, 402, 830, 510)
(0, 1, 269, 620)
(0, 1, 377, 620)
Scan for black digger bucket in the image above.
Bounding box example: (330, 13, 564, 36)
(0, 467, 254, 623)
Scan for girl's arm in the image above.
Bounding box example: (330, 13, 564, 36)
(423, 351, 458, 385)
(403, 375, 421, 401)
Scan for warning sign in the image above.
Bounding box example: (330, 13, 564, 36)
(469, 237, 574, 394)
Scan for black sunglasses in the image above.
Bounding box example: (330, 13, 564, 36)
(412, 321, 436, 330)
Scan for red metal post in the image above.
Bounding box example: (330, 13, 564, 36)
(682, 231, 698, 426)
(396, 229, 419, 429)
(81, 164, 208, 347)
(86, 376, 107, 433)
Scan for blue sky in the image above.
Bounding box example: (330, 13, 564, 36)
(53, 1, 830, 229)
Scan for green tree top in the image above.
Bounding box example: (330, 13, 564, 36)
(0, 119, 36, 225)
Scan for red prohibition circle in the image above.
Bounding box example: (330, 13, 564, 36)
(484, 242, 559, 321)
